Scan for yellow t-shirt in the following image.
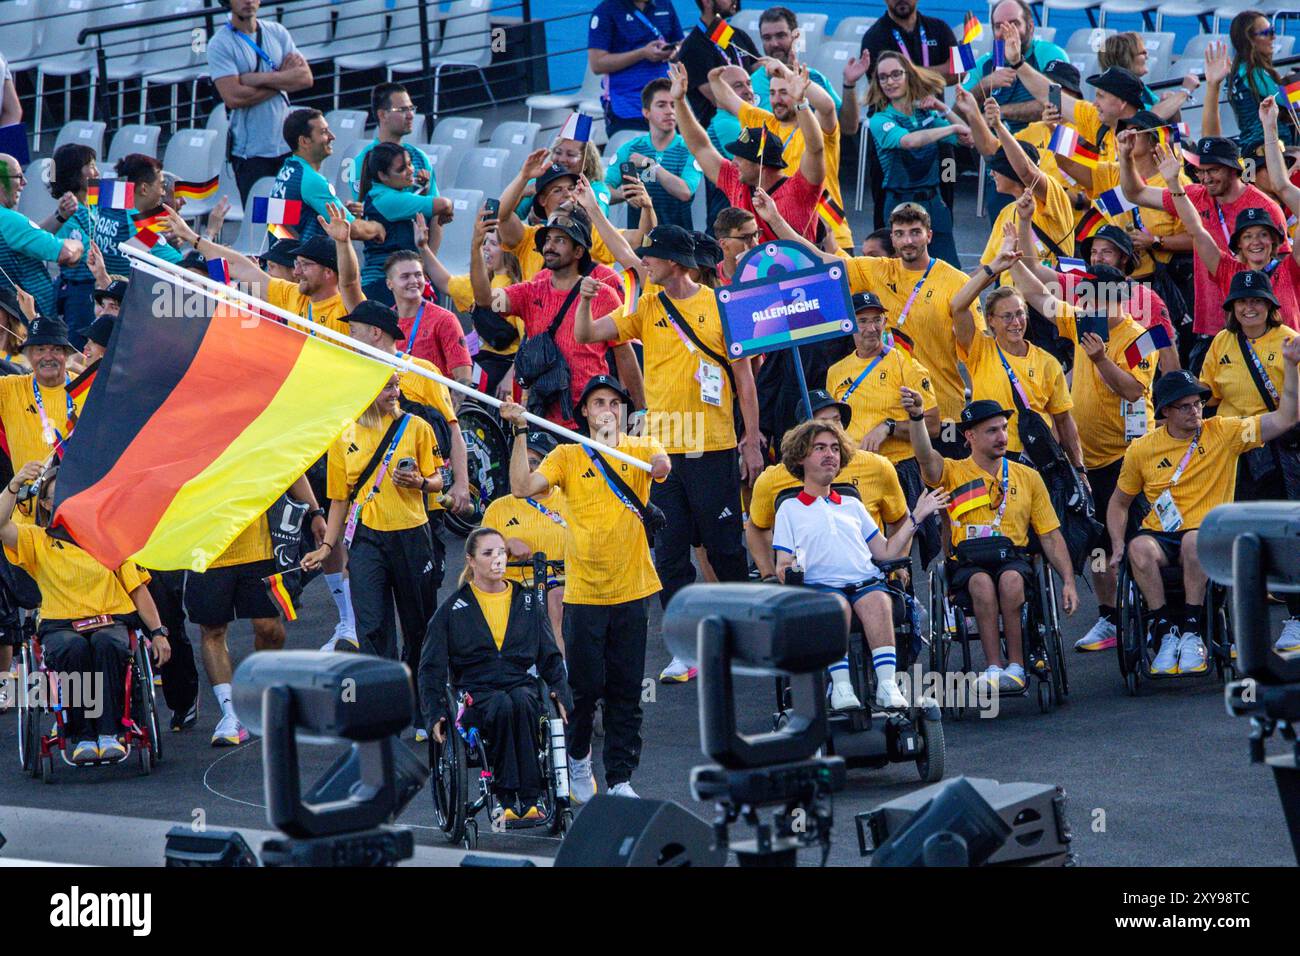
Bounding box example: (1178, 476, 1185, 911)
(481, 487, 568, 585)
(0, 374, 87, 526)
(825, 347, 936, 463)
(446, 272, 524, 356)
(508, 223, 616, 281)
(928, 456, 1060, 550)
(470, 582, 513, 651)
(536, 435, 665, 605)
(326, 413, 438, 532)
(981, 175, 1076, 271)
(1069, 101, 1121, 203)
(5, 524, 149, 620)
(209, 514, 274, 569)
(613, 283, 737, 454)
(738, 103, 851, 250)
(1200, 325, 1297, 419)
(958, 332, 1072, 454)
(1056, 302, 1157, 469)
(1118, 415, 1264, 532)
(748, 450, 908, 532)
(844, 255, 981, 422)
(267, 278, 350, 336)
(1086, 166, 1188, 276)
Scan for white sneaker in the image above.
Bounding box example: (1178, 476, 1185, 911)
(320, 620, 359, 652)
(1177, 632, 1208, 674)
(976, 664, 1003, 692)
(609, 781, 640, 798)
(998, 662, 1027, 692)
(1074, 617, 1117, 652)
(829, 681, 863, 711)
(1151, 629, 1182, 675)
(874, 676, 908, 709)
(210, 712, 250, 747)
(1277, 618, 1300, 653)
(658, 657, 697, 683)
(568, 754, 597, 804)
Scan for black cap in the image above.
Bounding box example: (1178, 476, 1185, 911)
(690, 231, 723, 271)
(525, 430, 559, 457)
(1043, 59, 1082, 96)
(262, 238, 299, 269)
(637, 225, 697, 268)
(22, 315, 72, 349)
(533, 209, 593, 257)
(92, 279, 128, 304)
(1193, 136, 1243, 171)
(958, 399, 1014, 432)
(1116, 108, 1164, 135)
(346, 299, 405, 340)
(798, 388, 852, 428)
(179, 249, 207, 273)
(0, 286, 24, 321)
(1082, 225, 1135, 274)
(534, 163, 579, 199)
(1229, 206, 1285, 253)
(1152, 369, 1211, 415)
(288, 235, 339, 273)
(574, 374, 632, 435)
(1223, 268, 1280, 309)
(1086, 66, 1148, 109)
(990, 141, 1039, 183)
(851, 290, 885, 313)
(85, 315, 114, 348)
(1072, 262, 1129, 302)
(725, 126, 787, 168)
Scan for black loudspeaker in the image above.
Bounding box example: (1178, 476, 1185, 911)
(553, 796, 727, 868)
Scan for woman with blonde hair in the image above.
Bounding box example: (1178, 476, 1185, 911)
(516, 133, 612, 222)
(865, 50, 972, 266)
(1098, 32, 1159, 106)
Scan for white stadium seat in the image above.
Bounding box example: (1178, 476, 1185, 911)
(436, 188, 485, 272)
(106, 124, 162, 164)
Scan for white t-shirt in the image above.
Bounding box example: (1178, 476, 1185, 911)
(772, 490, 882, 588)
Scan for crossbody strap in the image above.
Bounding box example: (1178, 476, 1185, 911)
(582, 445, 652, 524)
(1237, 331, 1279, 411)
(350, 415, 406, 504)
(657, 290, 736, 393)
(546, 281, 584, 339)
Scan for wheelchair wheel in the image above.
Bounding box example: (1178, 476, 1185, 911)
(927, 569, 963, 721)
(431, 726, 468, 845)
(40, 751, 53, 783)
(136, 639, 163, 765)
(1041, 566, 1069, 701)
(1116, 562, 1144, 692)
(915, 711, 945, 783)
(16, 641, 36, 774)
(442, 401, 510, 537)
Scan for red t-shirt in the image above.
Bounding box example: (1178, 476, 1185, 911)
(1062, 274, 1175, 341)
(1161, 183, 1288, 335)
(503, 274, 621, 428)
(398, 301, 473, 373)
(1213, 255, 1300, 331)
(716, 159, 820, 242)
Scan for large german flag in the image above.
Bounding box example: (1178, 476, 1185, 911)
(51, 274, 390, 571)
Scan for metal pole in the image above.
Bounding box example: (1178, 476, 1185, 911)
(95, 43, 112, 128)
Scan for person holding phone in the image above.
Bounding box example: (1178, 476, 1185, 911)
(588, 0, 685, 135)
(603, 79, 702, 231)
(357, 143, 446, 304)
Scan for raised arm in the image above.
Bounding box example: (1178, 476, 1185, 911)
(901, 386, 944, 485)
(953, 85, 999, 155)
(751, 186, 836, 260)
(788, 65, 827, 186)
(1201, 41, 1230, 139)
(1009, 256, 1059, 318)
(498, 148, 552, 251)
(572, 275, 621, 344)
(670, 62, 724, 184)
(986, 98, 1047, 201)
(500, 402, 553, 497)
(1261, 99, 1300, 222)
(1261, 337, 1300, 441)
(865, 488, 949, 561)
(164, 204, 270, 289)
(416, 214, 453, 296)
(839, 51, 870, 136)
(1003, 26, 1076, 125)
(0, 461, 41, 551)
(574, 175, 644, 274)
(1117, 131, 1170, 210)
(469, 207, 502, 310)
(1153, 142, 1220, 271)
(319, 204, 364, 312)
(708, 65, 749, 118)
(956, 226, 1019, 349)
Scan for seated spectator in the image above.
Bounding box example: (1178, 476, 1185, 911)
(357, 143, 443, 301)
(603, 79, 703, 231)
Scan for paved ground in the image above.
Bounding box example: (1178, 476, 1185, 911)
(0, 186, 1293, 867)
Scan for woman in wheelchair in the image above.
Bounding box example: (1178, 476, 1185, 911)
(1, 461, 171, 763)
(1108, 340, 1300, 674)
(772, 419, 948, 711)
(419, 527, 571, 821)
(903, 390, 1079, 694)
(1197, 270, 1300, 652)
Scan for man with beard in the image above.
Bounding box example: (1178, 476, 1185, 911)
(750, 7, 841, 112)
(677, 0, 761, 128)
(859, 0, 959, 85)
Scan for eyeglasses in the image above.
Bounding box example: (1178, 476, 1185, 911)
(381, 105, 418, 114)
(1167, 398, 1205, 413)
(726, 229, 761, 243)
(1254, 27, 1276, 37)
(993, 309, 1028, 322)
(877, 70, 906, 82)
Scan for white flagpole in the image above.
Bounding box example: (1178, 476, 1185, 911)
(121, 246, 653, 473)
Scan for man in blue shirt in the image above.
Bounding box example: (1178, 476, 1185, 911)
(604, 79, 703, 230)
(588, 0, 685, 135)
(0, 155, 82, 319)
(271, 108, 383, 247)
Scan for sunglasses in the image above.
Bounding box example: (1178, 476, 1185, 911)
(1254, 27, 1276, 37)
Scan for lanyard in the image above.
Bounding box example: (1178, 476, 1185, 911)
(227, 22, 277, 68)
(524, 496, 567, 527)
(582, 446, 643, 518)
(33, 376, 74, 449)
(895, 258, 935, 327)
(1168, 429, 1200, 487)
(1212, 200, 1232, 247)
(778, 122, 798, 152)
(842, 346, 892, 400)
(400, 304, 426, 358)
(344, 415, 412, 545)
(631, 6, 662, 39)
(893, 24, 929, 68)
(994, 344, 1034, 410)
(1240, 334, 1281, 405)
(989, 457, 1011, 530)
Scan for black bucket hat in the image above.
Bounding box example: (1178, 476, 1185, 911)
(1116, 108, 1164, 136)
(1223, 269, 1280, 309)
(85, 315, 115, 348)
(1193, 136, 1243, 171)
(690, 231, 723, 271)
(958, 399, 1014, 432)
(262, 237, 300, 269)
(990, 141, 1039, 183)
(22, 315, 72, 349)
(798, 388, 852, 428)
(534, 163, 580, 200)
(725, 126, 787, 168)
(636, 225, 697, 268)
(574, 374, 632, 435)
(1043, 59, 1083, 97)
(1229, 206, 1285, 253)
(289, 235, 339, 273)
(1082, 224, 1136, 274)
(0, 286, 24, 321)
(346, 299, 405, 340)
(1153, 369, 1211, 416)
(92, 278, 129, 304)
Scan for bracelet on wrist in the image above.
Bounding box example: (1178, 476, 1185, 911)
(908, 412, 924, 422)
(6, 483, 17, 494)
(321, 541, 335, 551)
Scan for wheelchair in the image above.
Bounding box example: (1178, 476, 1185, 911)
(429, 553, 570, 848)
(1115, 550, 1233, 694)
(16, 625, 164, 781)
(442, 399, 510, 537)
(927, 543, 1068, 716)
(772, 554, 946, 784)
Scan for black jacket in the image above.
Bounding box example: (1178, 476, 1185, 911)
(418, 580, 572, 729)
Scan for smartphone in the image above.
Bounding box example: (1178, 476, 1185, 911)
(1077, 312, 1110, 343)
(482, 197, 500, 219)
(1048, 83, 1062, 112)
(396, 457, 417, 472)
(620, 160, 638, 183)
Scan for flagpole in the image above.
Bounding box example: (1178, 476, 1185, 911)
(120, 247, 654, 473)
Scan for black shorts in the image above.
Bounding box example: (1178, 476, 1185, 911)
(1132, 529, 1189, 566)
(1087, 457, 1148, 555)
(947, 555, 1034, 598)
(184, 558, 279, 627)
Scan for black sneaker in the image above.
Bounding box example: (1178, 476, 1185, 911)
(170, 702, 198, 732)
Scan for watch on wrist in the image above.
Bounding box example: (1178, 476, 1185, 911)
(308, 507, 325, 520)
(796, 99, 811, 112)
(149, 626, 169, 639)
(512, 425, 529, 438)
(982, 263, 995, 278)
(885, 418, 897, 436)
(908, 412, 924, 422)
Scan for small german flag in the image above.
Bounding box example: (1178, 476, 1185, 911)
(1075, 208, 1105, 243)
(816, 190, 845, 229)
(263, 571, 297, 621)
(948, 478, 990, 519)
(887, 328, 914, 353)
(707, 17, 734, 49)
(174, 175, 219, 202)
(267, 223, 296, 241)
(67, 359, 99, 404)
(1071, 139, 1100, 168)
(133, 206, 168, 235)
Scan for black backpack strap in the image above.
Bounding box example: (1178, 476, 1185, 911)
(350, 415, 406, 504)
(1030, 221, 1069, 263)
(1238, 331, 1279, 411)
(657, 290, 736, 393)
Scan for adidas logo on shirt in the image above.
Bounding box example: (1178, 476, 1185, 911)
(452, 599, 468, 611)
(1157, 457, 1173, 468)
(347, 442, 359, 453)
(581, 468, 597, 479)
(1219, 354, 1232, 365)
(655, 317, 671, 329)
(25, 404, 36, 415)
(718, 506, 733, 520)
(506, 517, 520, 527)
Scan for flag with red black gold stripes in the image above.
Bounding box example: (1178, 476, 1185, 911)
(948, 478, 991, 519)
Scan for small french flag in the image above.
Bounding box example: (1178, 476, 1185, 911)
(207, 257, 230, 285)
(559, 112, 594, 143)
(88, 179, 134, 209)
(471, 363, 489, 391)
(1124, 325, 1173, 367)
(949, 42, 977, 75)
(251, 196, 304, 225)
(1057, 257, 1089, 273)
(1095, 188, 1138, 218)
(1049, 125, 1079, 158)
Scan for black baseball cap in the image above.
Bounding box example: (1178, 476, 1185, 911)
(86, 315, 115, 348)
(1043, 59, 1082, 97)
(346, 299, 405, 340)
(574, 374, 632, 435)
(637, 225, 697, 268)
(179, 249, 207, 273)
(1082, 225, 1136, 274)
(1086, 66, 1148, 109)
(958, 399, 1014, 432)
(1223, 269, 1280, 309)
(725, 126, 787, 168)
(851, 291, 885, 313)
(262, 238, 299, 269)
(534, 163, 579, 198)
(1193, 136, 1243, 172)
(989, 141, 1039, 183)
(1229, 206, 1285, 253)
(525, 431, 558, 458)
(92, 279, 128, 304)
(1152, 369, 1211, 416)
(798, 388, 852, 428)
(289, 235, 339, 273)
